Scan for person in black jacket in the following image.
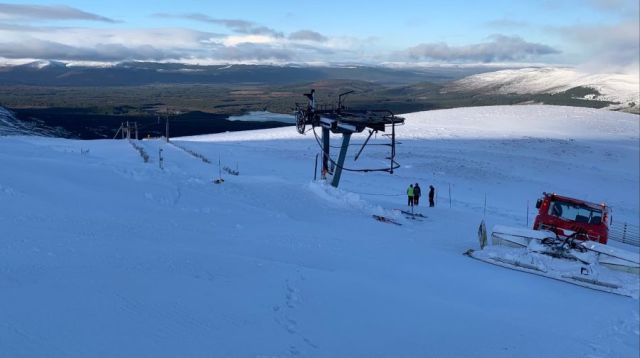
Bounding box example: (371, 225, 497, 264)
(429, 185, 435, 207)
(413, 183, 421, 206)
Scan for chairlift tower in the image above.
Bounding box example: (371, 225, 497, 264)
(295, 90, 404, 188)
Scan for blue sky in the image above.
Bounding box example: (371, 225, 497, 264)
(0, 0, 637, 70)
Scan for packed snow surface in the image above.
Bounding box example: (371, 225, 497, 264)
(1, 105, 638, 357)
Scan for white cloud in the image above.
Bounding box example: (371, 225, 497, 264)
(289, 30, 328, 42)
(222, 35, 275, 47)
(549, 20, 639, 72)
(153, 13, 283, 37)
(0, 4, 115, 22)
(404, 35, 559, 63)
(0, 25, 222, 62)
(0, 17, 368, 64)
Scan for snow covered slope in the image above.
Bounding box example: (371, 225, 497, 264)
(0, 107, 32, 136)
(0, 106, 65, 137)
(1, 105, 638, 357)
(448, 67, 640, 112)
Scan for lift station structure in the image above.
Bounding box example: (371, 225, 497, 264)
(295, 90, 405, 188)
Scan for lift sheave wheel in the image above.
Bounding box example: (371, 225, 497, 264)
(296, 109, 306, 134)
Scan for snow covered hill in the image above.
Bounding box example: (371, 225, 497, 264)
(447, 68, 640, 112)
(0, 106, 66, 137)
(1, 105, 638, 357)
(0, 106, 32, 136)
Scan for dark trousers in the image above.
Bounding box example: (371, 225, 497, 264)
(414, 196, 420, 205)
(408, 196, 414, 206)
(429, 196, 434, 207)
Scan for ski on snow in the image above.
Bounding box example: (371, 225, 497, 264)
(372, 215, 402, 226)
(394, 209, 427, 220)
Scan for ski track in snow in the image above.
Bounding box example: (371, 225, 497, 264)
(0, 105, 638, 357)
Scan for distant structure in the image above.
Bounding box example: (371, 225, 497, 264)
(113, 121, 139, 140)
(294, 90, 405, 187)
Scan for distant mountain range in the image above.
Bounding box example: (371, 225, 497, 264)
(1, 62, 637, 139)
(1, 62, 636, 113)
(0, 61, 495, 87)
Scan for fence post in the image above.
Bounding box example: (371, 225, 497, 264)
(622, 223, 627, 244)
(483, 193, 486, 218)
(449, 184, 452, 208)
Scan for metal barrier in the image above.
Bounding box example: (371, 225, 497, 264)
(609, 222, 640, 247)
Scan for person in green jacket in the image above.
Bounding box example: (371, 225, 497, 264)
(407, 184, 415, 207)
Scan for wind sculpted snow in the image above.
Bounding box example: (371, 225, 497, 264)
(0, 105, 638, 357)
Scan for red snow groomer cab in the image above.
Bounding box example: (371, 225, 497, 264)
(533, 192, 610, 244)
